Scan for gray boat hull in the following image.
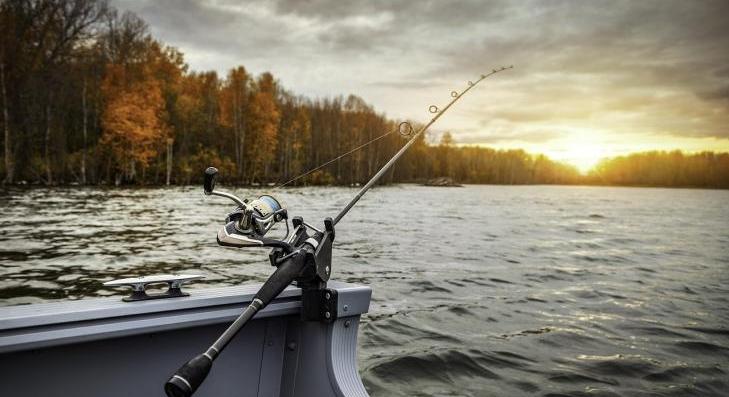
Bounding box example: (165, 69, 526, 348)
(0, 281, 371, 397)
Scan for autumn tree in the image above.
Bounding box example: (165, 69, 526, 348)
(100, 65, 169, 183)
(220, 67, 250, 179)
(0, 0, 109, 184)
(277, 95, 311, 183)
(246, 72, 280, 183)
(437, 132, 455, 178)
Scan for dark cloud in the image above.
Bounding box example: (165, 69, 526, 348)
(270, 0, 510, 27)
(701, 85, 729, 102)
(367, 79, 441, 90)
(118, 0, 289, 58)
(714, 66, 729, 78)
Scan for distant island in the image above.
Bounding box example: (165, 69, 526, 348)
(1, 2, 728, 189)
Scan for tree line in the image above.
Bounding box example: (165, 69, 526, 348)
(588, 151, 729, 188)
(1, 1, 727, 189)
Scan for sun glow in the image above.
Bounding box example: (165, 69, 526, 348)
(478, 127, 729, 175)
(483, 129, 617, 174)
(544, 136, 610, 174)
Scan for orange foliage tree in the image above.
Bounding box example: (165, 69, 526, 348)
(100, 65, 169, 183)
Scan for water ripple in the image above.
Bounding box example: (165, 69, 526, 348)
(2, 185, 729, 396)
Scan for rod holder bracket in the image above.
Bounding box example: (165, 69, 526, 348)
(301, 288, 338, 323)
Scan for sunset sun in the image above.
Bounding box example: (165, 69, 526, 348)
(535, 131, 612, 173)
(555, 142, 608, 173)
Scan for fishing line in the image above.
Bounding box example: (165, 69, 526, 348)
(333, 65, 514, 225)
(274, 121, 414, 188)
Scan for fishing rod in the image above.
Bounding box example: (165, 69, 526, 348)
(334, 66, 513, 225)
(164, 66, 512, 397)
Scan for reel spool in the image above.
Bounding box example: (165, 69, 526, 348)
(228, 195, 287, 237)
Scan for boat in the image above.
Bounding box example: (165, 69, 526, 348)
(0, 276, 371, 397)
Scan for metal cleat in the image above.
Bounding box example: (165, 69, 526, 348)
(103, 274, 204, 302)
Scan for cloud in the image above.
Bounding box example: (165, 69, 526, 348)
(457, 129, 563, 145)
(701, 85, 729, 102)
(112, 0, 729, 149)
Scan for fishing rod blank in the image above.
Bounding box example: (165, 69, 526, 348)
(164, 67, 512, 397)
(334, 66, 513, 225)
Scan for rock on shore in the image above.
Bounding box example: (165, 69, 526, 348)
(423, 177, 463, 187)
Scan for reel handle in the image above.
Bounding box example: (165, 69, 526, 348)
(202, 167, 246, 206)
(203, 167, 218, 194)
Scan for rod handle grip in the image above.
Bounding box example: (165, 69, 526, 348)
(164, 354, 212, 397)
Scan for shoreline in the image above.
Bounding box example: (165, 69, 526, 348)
(2, 182, 728, 191)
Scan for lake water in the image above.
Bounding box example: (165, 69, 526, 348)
(1, 185, 728, 396)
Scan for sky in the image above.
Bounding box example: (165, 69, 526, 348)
(113, 0, 729, 172)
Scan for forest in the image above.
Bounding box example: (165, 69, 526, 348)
(1, 1, 728, 189)
(588, 151, 729, 188)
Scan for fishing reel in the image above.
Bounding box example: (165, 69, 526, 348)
(203, 167, 292, 252)
(202, 166, 335, 297)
